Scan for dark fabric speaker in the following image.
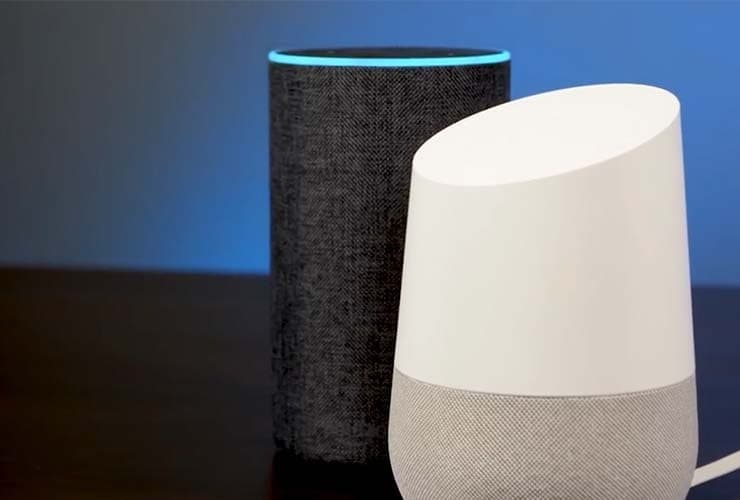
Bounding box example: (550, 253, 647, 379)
(269, 47, 511, 464)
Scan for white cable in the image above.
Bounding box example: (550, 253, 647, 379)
(692, 450, 740, 487)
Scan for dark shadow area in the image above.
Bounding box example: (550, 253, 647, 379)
(0, 267, 738, 498)
(268, 451, 400, 499)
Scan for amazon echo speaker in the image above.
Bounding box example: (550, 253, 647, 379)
(389, 84, 698, 498)
(270, 47, 510, 464)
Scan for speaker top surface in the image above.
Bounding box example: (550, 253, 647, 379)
(268, 46, 511, 67)
(414, 83, 679, 187)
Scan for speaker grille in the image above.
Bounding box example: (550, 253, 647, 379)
(389, 370, 697, 499)
(270, 58, 510, 464)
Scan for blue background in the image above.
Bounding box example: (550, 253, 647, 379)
(2, 1, 740, 284)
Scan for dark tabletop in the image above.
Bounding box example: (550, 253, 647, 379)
(1, 268, 738, 499)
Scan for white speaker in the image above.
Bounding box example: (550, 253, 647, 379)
(388, 83, 717, 499)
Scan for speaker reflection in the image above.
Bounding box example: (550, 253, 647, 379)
(268, 451, 401, 499)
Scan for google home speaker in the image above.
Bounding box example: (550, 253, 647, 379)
(389, 83, 701, 499)
(269, 47, 510, 464)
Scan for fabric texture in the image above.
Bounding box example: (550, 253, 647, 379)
(388, 369, 698, 500)
(270, 58, 510, 464)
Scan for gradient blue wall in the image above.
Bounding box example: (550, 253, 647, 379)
(2, 2, 740, 284)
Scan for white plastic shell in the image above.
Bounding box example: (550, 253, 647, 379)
(395, 84, 695, 396)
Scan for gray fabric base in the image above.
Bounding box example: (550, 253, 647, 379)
(270, 57, 510, 464)
(389, 369, 698, 500)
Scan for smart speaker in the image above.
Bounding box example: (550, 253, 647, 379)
(269, 47, 510, 464)
(389, 84, 699, 499)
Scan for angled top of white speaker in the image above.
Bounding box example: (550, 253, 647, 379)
(395, 83, 695, 396)
(415, 83, 679, 186)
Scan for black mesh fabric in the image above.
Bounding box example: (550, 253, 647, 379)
(269, 55, 510, 464)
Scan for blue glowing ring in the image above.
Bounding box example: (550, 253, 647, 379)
(268, 50, 510, 67)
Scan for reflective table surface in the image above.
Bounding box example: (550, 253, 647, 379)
(1, 269, 738, 499)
